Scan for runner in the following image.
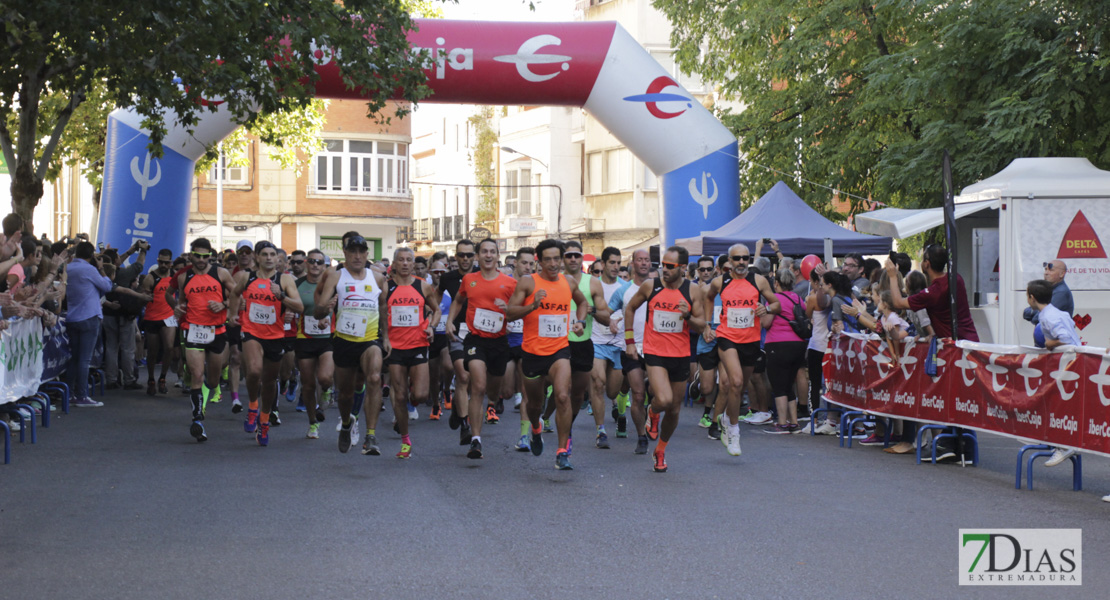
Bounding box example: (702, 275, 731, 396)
(503, 247, 534, 451)
(703, 243, 780, 456)
(606, 249, 652, 454)
(506, 239, 589, 470)
(382, 247, 438, 459)
(439, 239, 478, 445)
(275, 248, 299, 419)
(562, 241, 611, 449)
(227, 241, 304, 446)
(173, 238, 236, 442)
(587, 247, 629, 443)
(225, 240, 255, 413)
(622, 246, 707, 472)
(427, 259, 451, 421)
(294, 249, 335, 440)
(314, 235, 388, 455)
(140, 248, 178, 396)
(695, 254, 730, 440)
(445, 238, 516, 459)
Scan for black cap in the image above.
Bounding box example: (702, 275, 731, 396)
(254, 240, 276, 254)
(345, 235, 368, 250)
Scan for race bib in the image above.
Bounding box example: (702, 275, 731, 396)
(337, 311, 369, 337)
(391, 305, 420, 328)
(163, 316, 178, 328)
(304, 315, 330, 336)
(539, 314, 568, 338)
(186, 324, 215, 344)
(473, 307, 505, 334)
(712, 305, 722, 326)
(653, 310, 683, 333)
(457, 322, 469, 340)
(434, 317, 446, 334)
(249, 303, 276, 325)
(727, 307, 755, 329)
(506, 319, 523, 334)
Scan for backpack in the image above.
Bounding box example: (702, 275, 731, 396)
(780, 292, 812, 339)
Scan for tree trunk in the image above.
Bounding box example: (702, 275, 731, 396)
(10, 159, 43, 224)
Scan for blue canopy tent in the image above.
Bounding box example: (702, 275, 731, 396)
(675, 181, 893, 256)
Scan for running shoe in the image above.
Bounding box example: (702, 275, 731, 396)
(707, 421, 721, 440)
(859, 433, 885, 446)
(652, 448, 667, 473)
(645, 409, 660, 441)
(485, 405, 499, 424)
(459, 424, 472, 446)
(543, 418, 553, 433)
(209, 385, 221, 404)
(719, 418, 731, 450)
(306, 423, 320, 439)
(467, 438, 483, 459)
(244, 408, 259, 433)
(764, 423, 792, 435)
(444, 391, 452, 411)
(285, 380, 297, 403)
(146, 380, 157, 396)
(744, 411, 772, 425)
(350, 417, 360, 442)
(635, 436, 649, 455)
(586, 403, 593, 415)
(295, 396, 306, 413)
(698, 414, 712, 428)
(516, 435, 531, 452)
(596, 431, 610, 449)
(315, 408, 326, 423)
(530, 428, 544, 456)
(158, 378, 168, 394)
(408, 404, 419, 421)
(449, 409, 462, 430)
(495, 397, 505, 414)
(812, 421, 839, 435)
(322, 387, 334, 408)
(512, 393, 522, 411)
(256, 423, 270, 447)
(727, 430, 742, 456)
(338, 421, 353, 453)
(616, 414, 628, 438)
(396, 443, 412, 459)
(190, 420, 207, 442)
(555, 451, 573, 470)
(271, 409, 282, 427)
(429, 403, 441, 420)
(231, 398, 243, 414)
(361, 434, 381, 456)
(737, 409, 753, 422)
(611, 406, 620, 422)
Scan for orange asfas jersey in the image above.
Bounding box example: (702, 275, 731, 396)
(386, 278, 430, 350)
(643, 278, 693, 358)
(522, 274, 573, 356)
(458, 272, 517, 339)
(716, 271, 761, 344)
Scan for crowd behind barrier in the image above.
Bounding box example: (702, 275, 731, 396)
(824, 333, 1110, 457)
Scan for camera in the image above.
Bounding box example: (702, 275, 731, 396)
(763, 238, 772, 245)
(97, 242, 105, 251)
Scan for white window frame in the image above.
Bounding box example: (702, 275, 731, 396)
(209, 155, 248, 186)
(313, 138, 409, 196)
(505, 167, 532, 216)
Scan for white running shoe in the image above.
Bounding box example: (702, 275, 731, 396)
(744, 411, 772, 425)
(1045, 447, 1076, 467)
(813, 421, 839, 436)
(408, 405, 419, 421)
(727, 428, 742, 456)
(337, 414, 358, 433)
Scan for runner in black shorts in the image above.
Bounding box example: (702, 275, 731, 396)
(561, 241, 611, 449)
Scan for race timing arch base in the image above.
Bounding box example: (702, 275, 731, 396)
(97, 20, 739, 253)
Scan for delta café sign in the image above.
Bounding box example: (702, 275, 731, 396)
(823, 334, 1110, 456)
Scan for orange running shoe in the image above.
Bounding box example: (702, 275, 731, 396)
(485, 405, 500, 424)
(645, 409, 660, 441)
(652, 447, 667, 473)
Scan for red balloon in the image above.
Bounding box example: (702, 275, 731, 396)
(800, 254, 821, 280)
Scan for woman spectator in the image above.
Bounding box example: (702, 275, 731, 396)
(761, 268, 808, 433)
(804, 266, 831, 431)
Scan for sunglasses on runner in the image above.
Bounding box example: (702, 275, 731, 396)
(564, 252, 583, 259)
(698, 267, 714, 273)
(157, 260, 172, 265)
(289, 259, 304, 265)
(306, 258, 326, 266)
(731, 255, 750, 262)
(431, 269, 448, 274)
(661, 261, 682, 270)
(456, 252, 475, 258)
(191, 252, 212, 259)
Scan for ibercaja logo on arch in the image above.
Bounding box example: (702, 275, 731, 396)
(959, 529, 1081, 585)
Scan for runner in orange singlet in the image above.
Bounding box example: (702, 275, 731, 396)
(140, 248, 178, 395)
(506, 239, 589, 470)
(228, 241, 303, 447)
(445, 239, 516, 460)
(382, 247, 438, 459)
(622, 246, 707, 472)
(702, 243, 780, 456)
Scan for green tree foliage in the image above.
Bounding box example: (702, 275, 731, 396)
(0, 0, 435, 221)
(468, 106, 499, 230)
(655, 0, 1110, 222)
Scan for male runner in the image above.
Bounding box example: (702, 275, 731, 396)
(439, 239, 478, 444)
(314, 235, 388, 455)
(225, 240, 256, 412)
(173, 238, 236, 442)
(559, 241, 612, 449)
(228, 241, 304, 446)
(427, 260, 451, 420)
(275, 248, 299, 412)
(295, 249, 335, 439)
(589, 247, 627, 442)
(695, 254, 730, 440)
(140, 248, 178, 395)
(506, 239, 589, 470)
(382, 247, 438, 459)
(606, 249, 652, 454)
(622, 246, 707, 472)
(445, 238, 515, 459)
(503, 247, 534, 451)
(703, 243, 780, 456)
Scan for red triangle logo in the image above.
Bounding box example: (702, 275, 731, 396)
(1057, 210, 1107, 259)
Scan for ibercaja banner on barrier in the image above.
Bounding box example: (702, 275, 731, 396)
(822, 333, 1110, 457)
(0, 318, 45, 405)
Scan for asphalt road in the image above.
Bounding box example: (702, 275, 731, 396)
(3, 383, 1108, 599)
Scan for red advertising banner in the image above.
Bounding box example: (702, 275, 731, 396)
(823, 334, 1110, 457)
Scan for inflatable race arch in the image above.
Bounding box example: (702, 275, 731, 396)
(97, 20, 739, 252)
